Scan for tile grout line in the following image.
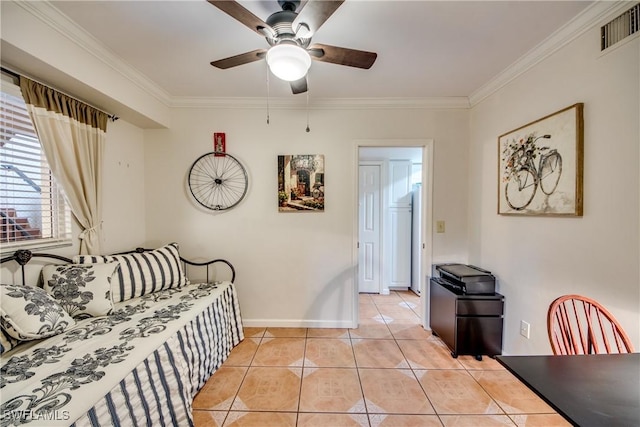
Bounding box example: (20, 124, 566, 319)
(378, 293, 444, 426)
(395, 295, 506, 424)
(348, 325, 373, 426)
(294, 328, 310, 426)
(230, 328, 267, 424)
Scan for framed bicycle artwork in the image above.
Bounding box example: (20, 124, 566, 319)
(498, 103, 584, 216)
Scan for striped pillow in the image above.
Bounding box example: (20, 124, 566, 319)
(74, 243, 188, 302)
(1, 326, 21, 355)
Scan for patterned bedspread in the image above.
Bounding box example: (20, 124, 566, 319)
(0, 281, 243, 426)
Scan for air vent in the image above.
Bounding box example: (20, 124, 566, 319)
(601, 3, 639, 50)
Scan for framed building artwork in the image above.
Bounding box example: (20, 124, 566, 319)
(498, 103, 584, 216)
(278, 154, 325, 212)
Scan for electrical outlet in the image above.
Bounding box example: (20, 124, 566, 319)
(520, 320, 531, 339)
(436, 220, 445, 233)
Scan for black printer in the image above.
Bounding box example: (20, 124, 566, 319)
(434, 263, 496, 295)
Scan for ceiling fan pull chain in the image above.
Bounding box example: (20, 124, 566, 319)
(305, 76, 310, 133)
(266, 63, 271, 125)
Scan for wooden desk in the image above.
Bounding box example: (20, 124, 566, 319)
(496, 353, 640, 427)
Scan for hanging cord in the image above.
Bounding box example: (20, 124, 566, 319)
(305, 74, 310, 132)
(266, 64, 271, 125)
(305, 91, 310, 133)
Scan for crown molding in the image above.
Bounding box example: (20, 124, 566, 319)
(19, 0, 622, 113)
(469, 1, 630, 107)
(15, 0, 173, 107)
(171, 96, 471, 110)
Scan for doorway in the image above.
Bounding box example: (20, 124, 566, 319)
(354, 140, 434, 330)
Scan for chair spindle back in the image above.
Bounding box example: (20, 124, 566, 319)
(547, 294, 634, 355)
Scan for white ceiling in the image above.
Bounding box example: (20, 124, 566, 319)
(35, 1, 593, 100)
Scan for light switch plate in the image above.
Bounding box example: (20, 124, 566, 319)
(520, 320, 531, 339)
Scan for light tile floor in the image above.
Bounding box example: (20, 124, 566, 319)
(193, 291, 570, 426)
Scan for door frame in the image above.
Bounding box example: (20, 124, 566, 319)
(352, 139, 434, 329)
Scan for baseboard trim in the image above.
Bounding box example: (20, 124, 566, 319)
(241, 319, 356, 329)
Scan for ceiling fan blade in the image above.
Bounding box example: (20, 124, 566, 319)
(308, 43, 377, 69)
(290, 77, 308, 94)
(210, 49, 267, 69)
(207, 0, 275, 37)
(292, 0, 345, 36)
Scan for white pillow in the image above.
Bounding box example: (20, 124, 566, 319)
(0, 283, 75, 341)
(74, 243, 188, 302)
(42, 262, 120, 319)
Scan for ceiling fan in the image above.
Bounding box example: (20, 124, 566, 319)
(208, 0, 377, 94)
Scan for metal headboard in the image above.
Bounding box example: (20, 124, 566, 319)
(116, 247, 236, 283)
(1, 250, 72, 286)
(1, 248, 235, 284)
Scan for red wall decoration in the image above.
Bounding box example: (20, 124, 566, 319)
(214, 132, 226, 155)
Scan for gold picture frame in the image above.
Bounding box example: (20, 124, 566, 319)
(498, 103, 584, 216)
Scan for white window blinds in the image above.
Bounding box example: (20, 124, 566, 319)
(0, 77, 72, 251)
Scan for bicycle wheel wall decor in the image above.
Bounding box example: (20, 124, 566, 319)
(188, 152, 248, 211)
(498, 103, 583, 216)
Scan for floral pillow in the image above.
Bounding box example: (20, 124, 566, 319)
(0, 283, 75, 341)
(42, 262, 120, 320)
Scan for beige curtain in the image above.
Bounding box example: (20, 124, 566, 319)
(19, 76, 108, 255)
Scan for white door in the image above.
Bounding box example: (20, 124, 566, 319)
(358, 164, 381, 293)
(387, 159, 412, 288)
(389, 207, 412, 288)
(411, 185, 422, 294)
(388, 160, 412, 207)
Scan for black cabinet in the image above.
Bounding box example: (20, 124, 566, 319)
(430, 277, 504, 360)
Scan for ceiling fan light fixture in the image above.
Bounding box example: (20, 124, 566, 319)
(266, 43, 311, 81)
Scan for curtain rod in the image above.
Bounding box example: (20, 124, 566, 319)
(1, 66, 119, 122)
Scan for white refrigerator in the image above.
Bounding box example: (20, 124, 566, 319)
(411, 184, 422, 294)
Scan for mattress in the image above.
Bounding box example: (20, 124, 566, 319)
(0, 281, 243, 427)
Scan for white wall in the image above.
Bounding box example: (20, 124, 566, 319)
(469, 22, 640, 353)
(101, 119, 147, 254)
(144, 106, 469, 326)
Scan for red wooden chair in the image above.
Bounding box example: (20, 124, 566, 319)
(547, 294, 635, 355)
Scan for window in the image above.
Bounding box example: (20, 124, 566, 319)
(0, 77, 72, 252)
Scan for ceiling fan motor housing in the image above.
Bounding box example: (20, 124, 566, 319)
(278, 0, 300, 12)
(266, 10, 310, 47)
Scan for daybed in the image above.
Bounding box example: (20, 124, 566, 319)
(0, 243, 243, 426)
